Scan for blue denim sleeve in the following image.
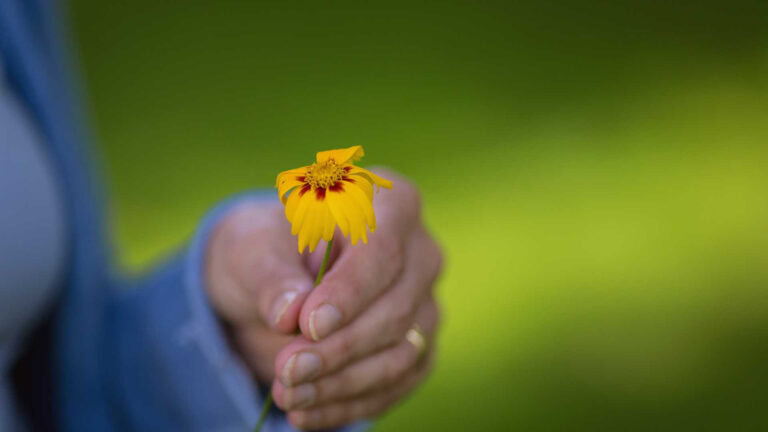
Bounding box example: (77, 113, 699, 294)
(108, 191, 369, 432)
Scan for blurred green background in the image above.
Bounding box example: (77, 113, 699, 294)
(68, 1, 768, 430)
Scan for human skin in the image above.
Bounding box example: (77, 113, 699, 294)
(205, 169, 443, 430)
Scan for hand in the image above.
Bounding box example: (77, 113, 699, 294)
(205, 201, 318, 384)
(270, 169, 443, 430)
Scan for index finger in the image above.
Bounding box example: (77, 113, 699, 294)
(298, 227, 406, 341)
(298, 171, 421, 341)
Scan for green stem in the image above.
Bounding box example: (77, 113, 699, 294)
(255, 238, 333, 432)
(253, 391, 272, 432)
(315, 238, 333, 286)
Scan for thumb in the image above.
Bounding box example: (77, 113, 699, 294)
(207, 202, 315, 334)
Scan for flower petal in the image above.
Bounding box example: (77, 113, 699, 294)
(331, 192, 359, 244)
(345, 181, 376, 232)
(277, 167, 308, 203)
(312, 201, 335, 248)
(306, 213, 320, 253)
(337, 190, 369, 245)
(278, 177, 306, 203)
(326, 190, 350, 238)
(316, 146, 365, 164)
(290, 189, 313, 236)
(321, 202, 336, 241)
(297, 218, 310, 253)
(285, 187, 302, 221)
(309, 200, 329, 253)
(348, 175, 373, 202)
(276, 167, 307, 187)
(298, 197, 318, 253)
(348, 166, 393, 191)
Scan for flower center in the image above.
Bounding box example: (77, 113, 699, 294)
(305, 160, 345, 189)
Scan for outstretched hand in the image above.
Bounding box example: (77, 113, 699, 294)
(206, 169, 442, 430)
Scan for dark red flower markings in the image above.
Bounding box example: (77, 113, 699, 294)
(299, 183, 312, 197)
(299, 165, 355, 201)
(315, 180, 347, 200)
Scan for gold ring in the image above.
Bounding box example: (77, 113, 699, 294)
(405, 323, 427, 358)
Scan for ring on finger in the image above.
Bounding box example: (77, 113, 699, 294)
(405, 323, 427, 359)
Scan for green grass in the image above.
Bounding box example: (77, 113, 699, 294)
(69, 1, 768, 429)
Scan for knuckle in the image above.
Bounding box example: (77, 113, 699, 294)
(327, 280, 361, 307)
(350, 399, 372, 420)
(396, 177, 421, 214)
(394, 303, 413, 326)
(402, 303, 419, 329)
(382, 346, 415, 387)
(368, 394, 394, 418)
(335, 334, 354, 360)
(418, 230, 443, 281)
(312, 406, 344, 429)
(343, 281, 363, 300)
(416, 356, 436, 384)
(408, 186, 423, 217)
(431, 241, 444, 277)
(388, 306, 415, 345)
(376, 236, 404, 275)
(382, 359, 400, 386)
(434, 303, 443, 329)
(395, 352, 415, 383)
(293, 411, 316, 429)
(272, 388, 288, 410)
(313, 379, 331, 402)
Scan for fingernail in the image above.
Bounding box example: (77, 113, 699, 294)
(271, 292, 298, 326)
(283, 352, 321, 386)
(309, 304, 341, 341)
(286, 383, 316, 409)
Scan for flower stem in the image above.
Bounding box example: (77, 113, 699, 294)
(255, 238, 333, 432)
(253, 391, 272, 432)
(315, 238, 333, 286)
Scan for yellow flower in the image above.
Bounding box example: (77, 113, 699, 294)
(276, 146, 393, 253)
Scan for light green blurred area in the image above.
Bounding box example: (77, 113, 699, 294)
(69, 1, 768, 430)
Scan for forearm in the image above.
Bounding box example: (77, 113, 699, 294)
(106, 192, 275, 431)
(106, 191, 369, 431)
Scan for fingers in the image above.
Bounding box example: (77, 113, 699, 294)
(298, 231, 405, 341)
(276, 230, 442, 386)
(206, 202, 314, 333)
(296, 172, 424, 341)
(306, 236, 344, 276)
(229, 325, 295, 384)
(273, 298, 439, 411)
(286, 351, 434, 430)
